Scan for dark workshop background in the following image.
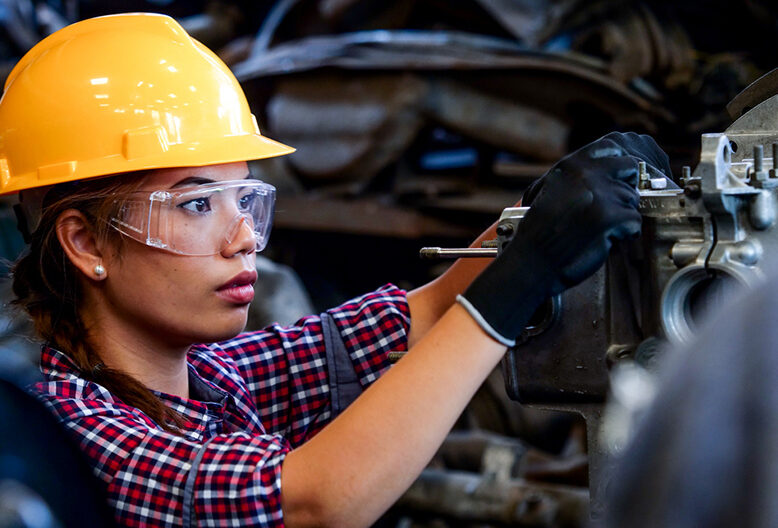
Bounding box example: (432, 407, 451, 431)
(0, 1, 775, 527)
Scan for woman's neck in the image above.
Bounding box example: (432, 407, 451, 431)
(85, 320, 192, 399)
(103, 337, 191, 398)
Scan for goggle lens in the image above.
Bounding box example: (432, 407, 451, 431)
(110, 179, 276, 256)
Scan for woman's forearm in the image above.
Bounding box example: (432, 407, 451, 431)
(280, 303, 506, 528)
(406, 215, 501, 347)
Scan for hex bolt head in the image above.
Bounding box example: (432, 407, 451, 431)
(496, 223, 514, 237)
(684, 182, 702, 199)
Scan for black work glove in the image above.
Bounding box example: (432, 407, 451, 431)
(523, 132, 673, 206)
(458, 135, 643, 346)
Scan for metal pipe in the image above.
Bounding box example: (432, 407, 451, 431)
(419, 247, 499, 259)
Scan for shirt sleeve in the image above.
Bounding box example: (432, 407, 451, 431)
(219, 284, 410, 446)
(39, 395, 291, 528)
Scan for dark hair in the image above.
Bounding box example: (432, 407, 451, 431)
(12, 174, 184, 433)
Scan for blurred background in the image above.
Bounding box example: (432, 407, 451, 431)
(1, 1, 777, 526)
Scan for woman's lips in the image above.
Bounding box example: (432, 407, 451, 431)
(217, 271, 257, 304)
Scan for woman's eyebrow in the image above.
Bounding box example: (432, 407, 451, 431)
(171, 174, 254, 188)
(171, 177, 213, 188)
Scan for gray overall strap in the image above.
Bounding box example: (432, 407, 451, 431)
(183, 436, 216, 528)
(321, 312, 362, 416)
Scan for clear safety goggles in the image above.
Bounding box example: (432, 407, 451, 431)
(110, 179, 276, 256)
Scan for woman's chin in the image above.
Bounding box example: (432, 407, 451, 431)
(190, 315, 249, 344)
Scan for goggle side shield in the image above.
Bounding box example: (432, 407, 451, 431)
(110, 180, 276, 256)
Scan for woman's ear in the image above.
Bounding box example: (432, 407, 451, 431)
(56, 209, 108, 281)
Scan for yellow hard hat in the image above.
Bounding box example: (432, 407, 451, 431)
(0, 12, 294, 194)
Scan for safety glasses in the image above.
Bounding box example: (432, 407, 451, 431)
(110, 179, 275, 256)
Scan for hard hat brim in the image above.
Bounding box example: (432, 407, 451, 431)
(0, 133, 295, 195)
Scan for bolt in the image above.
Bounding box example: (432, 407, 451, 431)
(772, 143, 778, 178)
(681, 166, 691, 185)
(496, 223, 514, 237)
(638, 161, 649, 189)
(684, 182, 701, 199)
(731, 241, 760, 265)
(753, 145, 768, 182)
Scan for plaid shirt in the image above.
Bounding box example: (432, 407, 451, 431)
(31, 285, 410, 528)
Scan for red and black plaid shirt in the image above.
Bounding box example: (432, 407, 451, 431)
(31, 285, 410, 527)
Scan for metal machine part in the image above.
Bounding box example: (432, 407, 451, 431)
(420, 87, 778, 518)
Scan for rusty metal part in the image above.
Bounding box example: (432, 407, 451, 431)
(569, 3, 694, 86)
(266, 74, 426, 181)
(396, 468, 588, 527)
(422, 78, 570, 161)
(234, 29, 673, 128)
(726, 67, 778, 121)
(435, 430, 528, 478)
(264, 71, 573, 183)
(238, 29, 672, 193)
(234, 29, 661, 111)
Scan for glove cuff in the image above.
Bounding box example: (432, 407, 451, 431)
(456, 295, 517, 347)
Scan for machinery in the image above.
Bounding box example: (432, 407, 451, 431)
(421, 69, 778, 520)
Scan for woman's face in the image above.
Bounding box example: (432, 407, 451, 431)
(98, 161, 261, 347)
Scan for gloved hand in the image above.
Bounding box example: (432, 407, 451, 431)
(457, 134, 644, 346)
(522, 131, 673, 206)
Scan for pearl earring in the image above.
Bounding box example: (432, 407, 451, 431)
(94, 264, 106, 276)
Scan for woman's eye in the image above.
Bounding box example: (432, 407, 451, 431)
(238, 192, 256, 211)
(178, 197, 211, 213)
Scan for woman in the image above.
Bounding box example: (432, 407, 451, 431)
(0, 12, 659, 528)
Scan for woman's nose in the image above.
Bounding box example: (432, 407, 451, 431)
(220, 214, 257, 257)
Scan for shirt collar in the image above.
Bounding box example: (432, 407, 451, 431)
(40, 345, 82, 379)
(41, 344, 250, 433)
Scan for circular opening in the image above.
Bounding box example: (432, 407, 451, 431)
(684, 272, 738, 328)
(522, 295, 561, 341)
(526, 298, 553, 329)
(662, 266, 743, 344)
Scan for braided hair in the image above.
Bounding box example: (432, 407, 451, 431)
(12, 174, 184, 433)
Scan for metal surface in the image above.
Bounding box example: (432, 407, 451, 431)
(510, 97, 778, 516)
(726, 67, 778, 121)
(396, 468, 588, 527)
(422, 90, 778, 519)
(420, 247, 498, 259)
(234, 30, 669, 125)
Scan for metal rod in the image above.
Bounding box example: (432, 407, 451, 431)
(420, 247, 499, 259)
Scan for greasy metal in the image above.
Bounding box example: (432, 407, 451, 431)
(419, 247, 499, 259)
(263, 74, 427, 181)
(421, 93, 778, 518)
(518, 96, 778, 517)
(726, 67, 778, 120)
(568, 4, 695, 86)
(387, 352, 407, 364)
(418, 208, 528, 259)
(638, 161, 649, 189)
(396, 467, 588, 526)
(232, 29, 672, 125)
